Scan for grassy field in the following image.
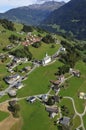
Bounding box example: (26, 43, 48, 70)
(72, 116, 81, 130)
(83, 115, 86, 128)
(59, 98, 81, 129)
(59, 61, 86, 113)
(59, 98, 75, 116)
(0, 95, 9, 103)
(17, 60, 63, 97)
(19, 100, 58, 130)
(29, 42, 60, 60)
(0, 111, 9, 121)
(0, 24, 25, 53)
(0, 61, 9, 90)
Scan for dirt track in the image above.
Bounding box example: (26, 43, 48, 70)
(0, 102, 21, 130)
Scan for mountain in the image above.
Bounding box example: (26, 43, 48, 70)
(0, 1, 65, 26)
(42, 0, 86, 40)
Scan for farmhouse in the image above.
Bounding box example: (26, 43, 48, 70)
(59, 116, 70, 126)
(42, 53, 51, 66)
(46, 106, 58, 118)
(23, 66, 31, 72)
(5, 74, 20, 84)
(13, 57, 21, 63)
(20, 57, 28, 62)
(59, 75, 65, 82)
(26, 96, 36, 103)
(50, 80, 61, 86)
(69, 68, 80, 77)
(60, 47, 66, 52)
(8, 89, 17, 97)
(13, 82, 24, 89)
(42, 94, 48, 102)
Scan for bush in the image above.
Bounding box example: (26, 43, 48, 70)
(32, 42, 42, 48)
(42, 34, 55, 44)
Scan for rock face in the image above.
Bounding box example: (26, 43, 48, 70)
(0, 1, 65, 26)
(42, 0, 86, 40)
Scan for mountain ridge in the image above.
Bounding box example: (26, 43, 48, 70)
(42, 0, 86, 40)
(0, 1, 65, 26)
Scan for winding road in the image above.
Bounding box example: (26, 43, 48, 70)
(64, 96, 86, 130)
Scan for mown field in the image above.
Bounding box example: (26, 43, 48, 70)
(29, 43, 60, 60)
(0, 111, 9, 121)
(59, 61, 86, 113)
(17, 60, 63, 97)
(19, 100, 57, 130)
(59, 61, 86, 129)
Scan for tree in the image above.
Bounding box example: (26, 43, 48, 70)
(9, 34, 21, 43)
(22, 25, 34, 32)
(51, 44, 55, 48)
(42, 34, 55, 44)
(10, 46, 32, 60)
(46, 97, 55, 106)
(32, 42, 42, 48)
(0, 19, 16, 31)
(9, 101, 20, 118)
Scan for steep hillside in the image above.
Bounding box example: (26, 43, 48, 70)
(42, 0, 86, 40)
(0, 1, 65, 26)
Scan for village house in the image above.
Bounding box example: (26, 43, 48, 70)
(13, 82, 24, 89)
(13, 57, 21, 64)
(69, 68, 80, 77)
(5, 74, 20, 84)
(6, 44, 14, 50)
(50, 80, 61, 86)
(42, 94, 48, 102)
(8, 89, 17, 97)
(46, 106, 58, 118)
(20, 57, 28, 63)
(42, 53, 51, 66)
(52, 96, 60, 103)
(7, 62, 17, 69)
(79, 92, 86, 99)
(23, 66, 31, 72)
(60, 47, 66, 52)
(26, 96, 36, 103)
(58, 75, 65, 82)
(59, 116, 70, 126)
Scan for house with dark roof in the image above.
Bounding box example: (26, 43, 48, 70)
(5, 74, 20, 84)
(59, 116, 70, 126)
(50, 80, 61, 86)
(69, 68, 80, 77)
(13, 82, 24, 89)
(46, 106, 58, 118)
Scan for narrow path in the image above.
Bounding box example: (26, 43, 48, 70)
(64, 96, 86, 130)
